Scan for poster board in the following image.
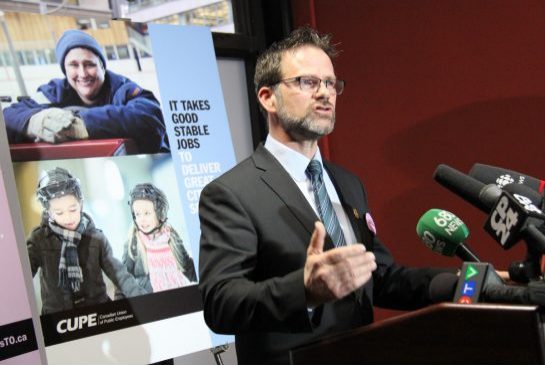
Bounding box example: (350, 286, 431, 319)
(0, 112, 44, 365)
(0, 13, 236, 364)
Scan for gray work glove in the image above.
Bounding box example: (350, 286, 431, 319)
(58, 116, 89, 140)
(26, 108, 88, 143)
(27, 108, 73, 143)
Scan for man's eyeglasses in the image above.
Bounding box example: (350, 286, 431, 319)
(273, 76, 345, 95)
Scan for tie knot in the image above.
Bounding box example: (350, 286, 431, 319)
(306, 160, 323, 179)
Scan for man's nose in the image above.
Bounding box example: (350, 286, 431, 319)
(315, 81, 331, 99)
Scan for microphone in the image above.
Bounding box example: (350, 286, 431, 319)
(453, 262, 545, 306)
(507, 258, 541, 284)
(416, 208, 480, 262)
(453, 262, 497, 304)
(430, 262, 545, 306)
(414, 206, 545, 304)
(501, 183, 544, 214)
(469, 163, 545, 194)
(433, 164, 545, 253)
(479, 183, 544, 282)
(477, 179, 545, 283)
(498, 183, 545, 249)
(483, 184, 545, 252)
(483, 183, 545, 282)
(433, 164, 490, 212)
(428, 272, 459, 303)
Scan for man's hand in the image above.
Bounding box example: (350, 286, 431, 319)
(26, 108, 87, 143)
(304, 221, 377, 308)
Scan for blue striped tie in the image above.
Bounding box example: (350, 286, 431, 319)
(306, 160, 346, 247)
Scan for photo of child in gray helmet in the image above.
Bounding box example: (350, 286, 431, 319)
(116, 183, 197, 298)
(27, 167, 146, 314)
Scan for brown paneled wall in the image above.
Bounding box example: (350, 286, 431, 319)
(291, 0, 545, 319)
(0, 12, 128, 49)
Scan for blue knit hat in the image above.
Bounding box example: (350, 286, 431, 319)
(55, 30, 107, 74)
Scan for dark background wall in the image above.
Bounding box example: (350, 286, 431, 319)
(291, 0, 545, 319)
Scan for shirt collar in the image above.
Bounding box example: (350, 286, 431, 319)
(264, 135, 323, 182)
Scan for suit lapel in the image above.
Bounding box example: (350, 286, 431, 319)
(252, 145, 336, 250)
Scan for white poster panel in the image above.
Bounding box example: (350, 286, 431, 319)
(1, 12, 235, 364)
(0, 116, 43, 364)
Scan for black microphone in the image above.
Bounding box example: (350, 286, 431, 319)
(483, 184, 545, 252)
(501, 183, 545, 253)
(478, 182, 545, 283)
(433, 164, 545, 254)
(485, 183, 545, 282)
(502, 183, 545, 214)
(508, 259, 542, 284)
(430, 261, 545, 305)
(428, 272, 459, 303)
(481, 276, 545, 306)
(433, 164, 490, 212)
(469, 163, 545, 194)
(453, 262, 545, 306)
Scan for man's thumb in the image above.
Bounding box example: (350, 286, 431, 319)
(308, 221, 326, 255)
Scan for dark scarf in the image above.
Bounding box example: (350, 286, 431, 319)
(48, 214, 89, 292)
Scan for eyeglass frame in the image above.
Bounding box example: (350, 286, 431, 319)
(270, 75, 345, 95)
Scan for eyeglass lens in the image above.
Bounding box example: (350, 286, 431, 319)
(300, 77, 344, 95)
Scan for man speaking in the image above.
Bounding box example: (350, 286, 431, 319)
(198, 26, 454, 365)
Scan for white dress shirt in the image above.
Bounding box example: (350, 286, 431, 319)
(264, 135, 357, 245)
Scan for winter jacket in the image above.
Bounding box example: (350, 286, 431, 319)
(27, 213, 146, 314)
(116, 225, 197, 298)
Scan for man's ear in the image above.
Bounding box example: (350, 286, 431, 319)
(257, 86, 277, 114)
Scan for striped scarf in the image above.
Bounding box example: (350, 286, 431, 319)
(138, 227, 190, 292)
(48, 214, 89, 293)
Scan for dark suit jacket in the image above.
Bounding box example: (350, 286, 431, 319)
(198, 144, 449, 365)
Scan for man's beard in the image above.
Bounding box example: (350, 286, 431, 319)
(276, 97, 336, 142)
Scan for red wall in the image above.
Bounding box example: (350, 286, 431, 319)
(292, 0, 545, 318)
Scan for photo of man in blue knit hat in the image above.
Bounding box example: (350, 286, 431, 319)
(3, 29, 169, 154)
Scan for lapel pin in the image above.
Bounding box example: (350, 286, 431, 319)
(365, 212, 377, 235)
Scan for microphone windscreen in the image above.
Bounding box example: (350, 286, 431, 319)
(428, 272, 458, 303)
(470, 163, 545, 193)
(481, 284, 528, 305)
(433, 164, 489, 212)
(416, 209, 469, 257)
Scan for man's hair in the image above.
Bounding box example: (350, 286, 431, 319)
(254, 26, 338, 94)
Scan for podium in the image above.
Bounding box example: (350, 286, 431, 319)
(290, 303, 545, 364)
